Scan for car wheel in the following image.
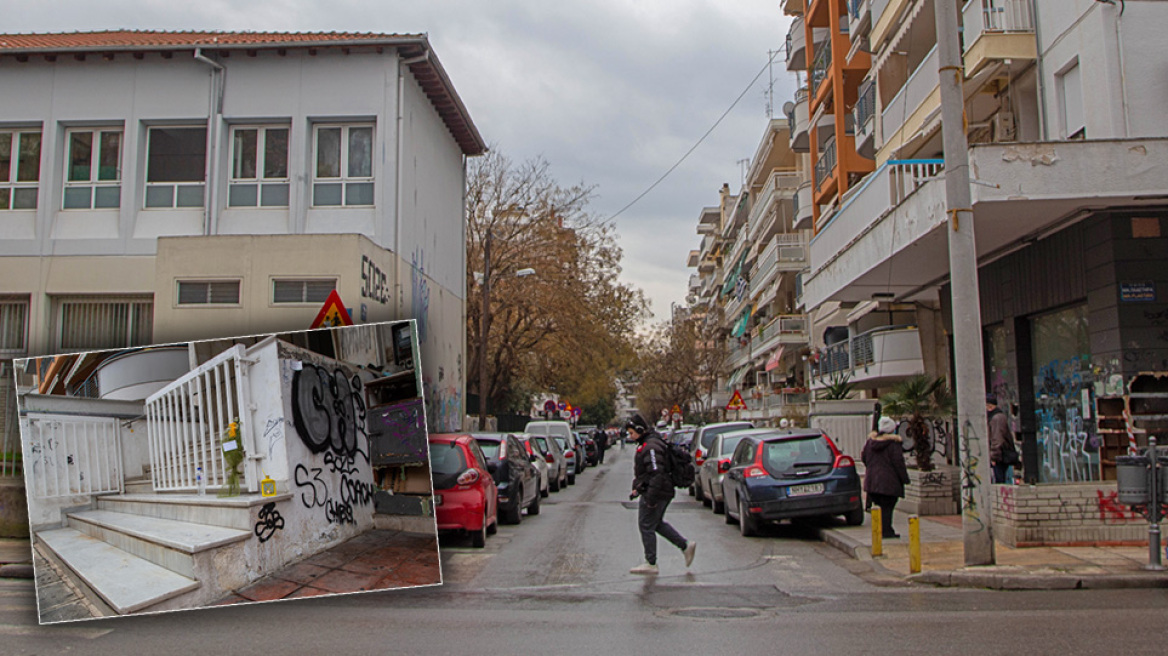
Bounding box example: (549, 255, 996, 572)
(471, 512, 487, 548)
(688, 484, 695, 497)
(549, 475, 560, 492)
(567, 472, 576, 486)
(487, 516, 498, 535)
(694, 480, 705, 503)
(712, 496, 725, 515)
(845, 507, 864, 526)
(541, 481, 550, 498)
(528, 488, 541, 515)
(504, 491, 523, 525)
(738, 495, 758, 537)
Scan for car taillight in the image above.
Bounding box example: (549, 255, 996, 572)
(744, 465, 767, 478)
(695, 449, 705, 466)
(834, 454, 855, 469)
(545, 453, 555, 464)
(565, 451, 574, 459)
(456, 469, 480, 486)
(717, 459, 731, 474)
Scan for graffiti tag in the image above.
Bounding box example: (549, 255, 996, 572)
(254, 502, 285, 543)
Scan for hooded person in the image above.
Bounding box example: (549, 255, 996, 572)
(986, 393, 1018, 484)
(627, 413, 696, 574)
(861, 416, 911, 539)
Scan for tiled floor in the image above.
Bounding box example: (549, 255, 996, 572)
(215, 529, 440, 605)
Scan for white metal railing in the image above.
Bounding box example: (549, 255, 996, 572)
(775, 233, 809, 267)
(145, 345, 259, 492)
(753, 315, 807, 351)
(748, 171, 801, 240)
(815, 324, 917, 378)
(23, 415, 123, 499)
(964, 0, 1034, 53)
(816, 157, 943, 252)
(882, 44, 939, 143)
(766, 392, 811, 409)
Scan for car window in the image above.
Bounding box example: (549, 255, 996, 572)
(506, 436, 524, 465)
(429, 442, 467, 475)
(475, 439, 501, 459)
(467, 441, 490, 470)
(533, 436, 554, 455)
(700, 423, 754, 451)
(762, 436, 833, 474)
(731, 439, 754, 466)
(718, 435, 747, 457)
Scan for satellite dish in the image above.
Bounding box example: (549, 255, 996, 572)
(782, 101, 795, 115)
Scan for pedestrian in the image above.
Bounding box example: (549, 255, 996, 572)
(594, 427, 608, 464)
(986, 394, 1019, 484)
(861, 416, 910, 539)
(627, 413, 696, 574)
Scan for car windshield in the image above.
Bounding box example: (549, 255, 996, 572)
(533, 436, 553, 454)
(429, 442, 468, 489)
(761, 436, 833, 475)
(475, 440, 501, 459)
(701, 423, 752, 450)
(718, 435, 747, 456)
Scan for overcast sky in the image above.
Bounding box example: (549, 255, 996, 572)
(6, 0, 797, 324)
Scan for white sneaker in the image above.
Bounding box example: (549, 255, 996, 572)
(629, 562, 659, 575)
(683, 541, 697, 568)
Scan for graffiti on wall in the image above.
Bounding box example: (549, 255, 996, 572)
(1034, 357, 1098, 483)
(960, 418, 986, 534)
(254, 502, 285, 543)
(998, 485, 1141, 525)
(424, 367, 463, 434)
(290, 363, 376, 525)
(411, 248, 431, 344)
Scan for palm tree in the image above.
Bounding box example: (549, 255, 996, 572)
(879, 375, 955, 471)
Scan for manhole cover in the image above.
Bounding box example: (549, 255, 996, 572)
(668, 607, 764, 620)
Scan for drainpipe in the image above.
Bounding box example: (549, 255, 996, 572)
(1112, 2, 1131, 137)
(1029, 0, 1048, 141)
(194, 48, 225, 236)
(395, 46, 431, 315)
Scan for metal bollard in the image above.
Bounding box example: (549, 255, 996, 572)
(871, 506, 883, 557)
(909, 516, 921, 574)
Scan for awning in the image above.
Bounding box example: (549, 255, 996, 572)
(730, 306, 753, 338)
(727, 366, 749, 388)
(765, 346, 786, 372)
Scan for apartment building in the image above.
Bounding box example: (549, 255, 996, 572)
(686, 119, 810, 425)
(789, 0, 1168, 486)
(0, 31, 486, 444)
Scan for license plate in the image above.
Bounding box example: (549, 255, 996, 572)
(433, 494, 443, 506)
(787, 483, 824, 497)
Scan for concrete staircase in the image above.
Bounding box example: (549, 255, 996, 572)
(36, 490, 291, 615)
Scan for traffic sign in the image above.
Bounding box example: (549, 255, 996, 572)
(310, 290, 354, 328)
(726, 390, 748, 411)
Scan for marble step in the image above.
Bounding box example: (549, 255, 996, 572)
(96, 492, 291, 531)
(37, 527, 199, 615)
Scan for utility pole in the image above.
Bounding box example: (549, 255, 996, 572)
(934, 0, 995, 565)
(478, 229, 492, 431)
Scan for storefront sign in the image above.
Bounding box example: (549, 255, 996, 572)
(1120, 281, 1155, 302)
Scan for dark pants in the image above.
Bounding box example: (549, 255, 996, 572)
(638, 497, 686, 565)
(598, 444, 606, 463)
(868, 492, 899, 537)
(992, 462, 1010, 484)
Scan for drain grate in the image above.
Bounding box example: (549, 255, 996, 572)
(667, 607, 764, 620)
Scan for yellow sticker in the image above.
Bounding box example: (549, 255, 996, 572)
(260, 476, 277, 497)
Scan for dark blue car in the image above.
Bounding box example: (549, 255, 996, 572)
(721, 428, 864, 536)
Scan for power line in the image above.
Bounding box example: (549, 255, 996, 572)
(606, 50, 781, 223)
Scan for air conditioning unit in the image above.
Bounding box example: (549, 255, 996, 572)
(993, 111, 1016, 142)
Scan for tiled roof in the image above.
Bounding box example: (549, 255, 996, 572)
(0, 30, 486, 156)
(0, 30, 421, 51)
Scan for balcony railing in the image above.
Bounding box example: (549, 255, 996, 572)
(766, 391, 811, 409)
(966, 0, 1034, 37)
(855, 79, 876, 130)
(882, 43, 939, 143)
(753, 315, 807, 352)
(748, 171, 801, 240)
(814, 325, 919, 379)
(815, 139, 837, 190)
(22, 415, 123, 499)
(810, 40, 832, 93)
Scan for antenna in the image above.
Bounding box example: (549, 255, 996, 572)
(737, 158, 750, 186)
(766, 49, 778, 117)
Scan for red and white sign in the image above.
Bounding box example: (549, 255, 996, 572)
(726, 390, 748, 411)
(310, 290, 354, 328)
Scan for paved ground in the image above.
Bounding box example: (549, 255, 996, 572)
(818, 510, 1168, 589)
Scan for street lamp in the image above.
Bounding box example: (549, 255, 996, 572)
(477, 228, 535, 430)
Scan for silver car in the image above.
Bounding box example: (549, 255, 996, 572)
(526, 433, 568, 492)
(697, 430, 753, 514)
(515, 434, 551, 498)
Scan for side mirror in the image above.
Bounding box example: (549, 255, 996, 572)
(529, 454, 540, 463)
(487, 461, 498, 474)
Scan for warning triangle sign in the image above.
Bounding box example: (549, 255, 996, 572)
(310, 290, 355, 328)
(726, 390, 748, 411)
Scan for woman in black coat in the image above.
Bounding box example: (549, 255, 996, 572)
(861, 416, 911, 539)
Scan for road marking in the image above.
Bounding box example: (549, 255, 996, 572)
(0, 623, 114, 639)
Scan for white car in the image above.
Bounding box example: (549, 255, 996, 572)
(516, 434, 551, 497)
(526, 420, 584, 478)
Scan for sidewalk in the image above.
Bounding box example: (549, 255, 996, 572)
(0, 537, 33, 579)
(818, 513, 1168, 590)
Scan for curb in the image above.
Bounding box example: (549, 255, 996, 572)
(816, 527, 871, 561)
(909, 570, 1168, 590)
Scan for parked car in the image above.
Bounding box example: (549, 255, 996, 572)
(473, 433, 541, 524)
(526, 433, 568, 492)
(697, 429, 754, 514)
(526, 420, 585, 476)
(577, 431, 599, 466)
(668, 427, 697, 450)
(429, 433, 499, 548)
(721, 428, 864, 537)
(551, 435, 579, 485)
(515, 434, 551, 498)
(690, 421, 754, 497)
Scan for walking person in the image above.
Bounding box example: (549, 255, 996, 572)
(627, 413, 696, 574)
(861, 416, 910, 539)
(594, 427, 608, 464)
(987, 394, 1019, 484)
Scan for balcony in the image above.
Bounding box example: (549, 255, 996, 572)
(962, 0, 1037, 77)
(782, 0, 804, 16)
(881, 44, 940, 160)
(748, 170, 801, 242)
(854, 79, 876, 160)
(810, 325, 924, 389)
(814, 139, 837, 191)
(810, 39, 833, 97)
(752, 315, 807, 356)
(788, 87, 810, 153)
(786, 16, 807, 71)
(793, 180, 814, 230)
(688, 274, 701, 293)
(687, 250, 699, 268)
(849, 0, 871, 40)
(766, 391, 811, 410)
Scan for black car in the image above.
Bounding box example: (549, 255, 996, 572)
(473, 433, 541, 524)
(576, 431, 599, 466)
(721, 428, 864, 536)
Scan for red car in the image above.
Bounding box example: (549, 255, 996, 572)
(429, 433, 498, 548)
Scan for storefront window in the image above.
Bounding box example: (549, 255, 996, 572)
(1031, 304, 1096, 483)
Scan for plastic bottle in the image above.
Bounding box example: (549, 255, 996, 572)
(197, 466, 206, 496)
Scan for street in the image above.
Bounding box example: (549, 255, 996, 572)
(1, 445, 1167, 654)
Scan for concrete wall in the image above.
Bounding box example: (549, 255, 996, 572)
(993, 481, 1148, 547)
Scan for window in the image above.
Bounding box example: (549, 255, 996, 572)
(55, 296, 153, 352)
(0, 129, 41, 210)
(1057, 61, 1084, 140)
(272, 279, 336, 304)
(177, 280, 241, 305)
(145, 126, 207, 208)
(0, 297, 29, 356)
(312, 124, 373, 207)
(228, 125, 289, 207)
(63, 128, 122, 210)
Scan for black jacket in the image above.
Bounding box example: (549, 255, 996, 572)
(988, 408, 1015, 464)
(861, 432, 911, 498)
(633, 432, 675, 503)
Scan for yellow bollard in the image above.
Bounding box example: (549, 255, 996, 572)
(871, 506, 883, 557)
(909, 515, 921, 574)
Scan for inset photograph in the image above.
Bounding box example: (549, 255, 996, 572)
(14, 320, 438, 624)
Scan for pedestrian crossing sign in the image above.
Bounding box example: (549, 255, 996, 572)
(726, 390, 748, 411)
(310, 290, 354, 328)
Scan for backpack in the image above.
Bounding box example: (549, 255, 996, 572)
(664, 441, 696, 488)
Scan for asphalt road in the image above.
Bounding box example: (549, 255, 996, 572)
(2, 444, 1167, 654)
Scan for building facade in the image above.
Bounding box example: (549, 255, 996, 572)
(0, 31, 486, 444)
